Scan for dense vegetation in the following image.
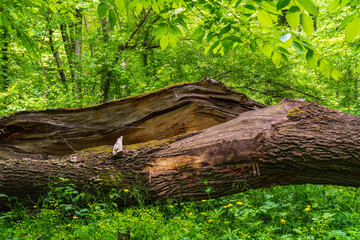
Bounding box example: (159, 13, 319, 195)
(1, 0, 360, 239)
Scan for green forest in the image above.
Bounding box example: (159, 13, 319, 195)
(1, 0, 360, 239)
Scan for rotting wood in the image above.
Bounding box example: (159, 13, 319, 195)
(0, 77, 265, 160)
(1, 87, 360, 207)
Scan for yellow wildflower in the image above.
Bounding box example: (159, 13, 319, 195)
(208, 219, 213, 223)
(189, 212, 193, 216)
(236, 202, 243, 206)
(67, 224, 71, 227)
(281, 219, 286, 224)
(33, 205, 37, 208)
(305, 206, 311, 212)
(227, 203, 233, 207)
(100, 212, 105, 215)
(201, 212, 206, 215)
(223, 206, 227, 209)
(310, 227, 314, 231)
(124, 189, 129, 193)
(169, 205, 174, 208)
(202, 200, 206, 202)
(73, 216, 78, 219)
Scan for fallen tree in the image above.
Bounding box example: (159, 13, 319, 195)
(1, 77, 360, 207)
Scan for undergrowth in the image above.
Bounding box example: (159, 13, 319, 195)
(1, 181, 360, 239)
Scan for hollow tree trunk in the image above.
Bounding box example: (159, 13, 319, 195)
(1, 78, 360, 207)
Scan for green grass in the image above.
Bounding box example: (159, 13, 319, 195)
(1, 184, 360, 239)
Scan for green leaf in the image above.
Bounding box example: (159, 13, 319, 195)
(329, 0, 340, 12)
(277, 0, 290, 10)
(286, 6, 301, 29)
(220, 24, 232, 34)
(297, 0, 318, 16)
(281, 53, 289, 62)
(292, 41, 304, 53)
(169, 33, 177, 47)
(257, 10, 273, 27)
(98, 3, 108, 19)
(160, 34, 169, 49)
(331, 68, 343, 80)
(250, 39, 257, 52)
(136, 3, 143, 15)
(49, 5, 58, 13)
(1, 13, 11, 29)
(355, 43, 360, 53)
(109, 9, 116, 30)
(205, 40, 220, 54)
(280, 33, 292, 43)
(0, 194, 8, 198)
(300, 13, 313, 36)
(277, 46, 291, 55)
(318, 60, 331, 78)
(271, 51, 281, 66)
(340, 12, 356, 31)
(345, 17, 360, 43)
(306, 50, 318, 69)
(155, 26, 167, 40)
(170, 25, 182, 36)
(223, 38, 234, 52)
(339, 0, 350, 8)
(262, 43, 273, 58)
(177, 18, 187, 29)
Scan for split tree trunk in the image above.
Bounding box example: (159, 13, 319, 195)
(1, 78, 360, 207)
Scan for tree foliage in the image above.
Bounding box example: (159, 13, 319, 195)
(0, 0, 359, 116)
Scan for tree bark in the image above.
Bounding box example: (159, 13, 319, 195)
(48, 28, 66, 83)
(1, 78, 359, 207)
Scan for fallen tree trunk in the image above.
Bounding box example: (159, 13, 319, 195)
(1, 79, 360, 207)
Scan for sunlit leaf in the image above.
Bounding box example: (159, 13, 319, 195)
(331, 68, 343, 80)
(169, 33, 177, 47)
(300, 13, 313, 36)
(306, 49, 318, 69)
(136, 3, 143, 15)
(155, 26, 167, 40)
(286, 6, 300, 29)
(329, 0, 340, 12)
(318, 60, 331, 78)
(262, 43, 273, 58)
(257, 10, 273, 27)
(160, 34, 169, 49)
(345, 17, 360, 43)
(297, 0, 318, 16)
(272, 50, 281, 66)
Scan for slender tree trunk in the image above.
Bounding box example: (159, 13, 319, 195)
(60, 23, 76, 82)
(99, 13, 112, 102)
(48, 28, 67, 83)
(1, 80, 360, 206)
(73, 8, 83, 106)
(1, 27, 9, 91)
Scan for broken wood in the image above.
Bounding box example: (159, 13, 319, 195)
(0, 77, 265, 160)
(1, 78, 360, 207)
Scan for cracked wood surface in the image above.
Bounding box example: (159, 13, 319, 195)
(0, 77, 265, 160)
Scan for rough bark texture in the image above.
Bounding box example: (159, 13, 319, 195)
(1, 79, 359, 207)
